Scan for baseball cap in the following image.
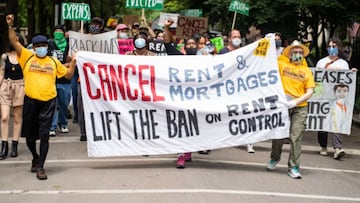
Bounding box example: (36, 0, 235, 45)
(32, 34, 48, 45)
(132, 22, 140, 29)
(116, 24, 128, 31)
(92, 17, 104, 25)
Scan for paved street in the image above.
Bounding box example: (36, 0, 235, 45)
(0, 115, 359, 203)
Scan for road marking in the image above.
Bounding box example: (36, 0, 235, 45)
(1, 157, 360, 174)
(0, 189, 359, 201)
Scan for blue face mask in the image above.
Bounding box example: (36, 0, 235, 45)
(275, 40, 282, 48)
(327, 47, 338, 56)
(134, 38, 146, 49)
(35, 47, 48, 58)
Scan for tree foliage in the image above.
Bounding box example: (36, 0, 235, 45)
(13, 0, 360, 61)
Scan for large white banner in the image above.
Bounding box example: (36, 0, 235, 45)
(76, 34, 290, 157)
(306, 69, 357, 135)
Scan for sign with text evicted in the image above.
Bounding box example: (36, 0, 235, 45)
(62, 2, 91, 21)
(76, 34, 290, 157)
(229, 0, 250, 16)
(126, 0, 164, 10)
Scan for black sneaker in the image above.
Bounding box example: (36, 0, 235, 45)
(80, 135, 87, 141)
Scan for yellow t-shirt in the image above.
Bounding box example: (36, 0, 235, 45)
(18, 47, 68, 101)
(278, 59, 315, 107)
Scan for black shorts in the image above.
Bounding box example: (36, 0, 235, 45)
(21, 95, 56, 140)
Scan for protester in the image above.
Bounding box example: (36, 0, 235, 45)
(315, 37, 357, 159)
(49, 24, 71, 136)
(6, 14, 76, 180)
(125, 33, 155, 56)
(77, 17, 105, 142)
(218, 29, 242, 54)
(267, 40, 315, 179)
(163, 19, 195, 168)
(275, 32, 284, 57)
(116, 24, 130, 39)
(0, 32, 25, 160)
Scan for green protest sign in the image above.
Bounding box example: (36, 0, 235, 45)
(126, 0, 164, 10)
(62, 2, 91, 21)
(180, 9, 203, 17)
(210, 37, 224, 53)
(228, 0, 249, 16)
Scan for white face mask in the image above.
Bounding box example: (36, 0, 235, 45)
(118, 32, 128, 39)
(231, 38, 241, 47)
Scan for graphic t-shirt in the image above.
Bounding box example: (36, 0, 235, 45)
(18, 47, 68, 101)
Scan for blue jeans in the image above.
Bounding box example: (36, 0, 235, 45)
(51, 83, 71, 130)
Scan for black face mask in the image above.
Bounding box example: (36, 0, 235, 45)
(185, 48, 197, 55)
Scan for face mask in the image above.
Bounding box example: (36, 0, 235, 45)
(54, 32, 65, 40)
(275, 40, 282, 48)
(231, 38, 241, 47)
(89, 24, 100, 33)
(328, 47, 338, 56)
(35, 47, 48, 58)
(185, 48, 197, 55)
(119, 33, 128, 39)
(134, 38, 146, 49)
(290, 53, 303, 63)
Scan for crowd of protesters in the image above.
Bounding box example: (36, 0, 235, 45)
(0, 13, 356, 181)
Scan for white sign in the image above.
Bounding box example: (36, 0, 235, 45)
(306, 69, 357, 135)
(159, 12, 179, 28)
(68, 31, 119, 55)
(76, 34, 290, 157)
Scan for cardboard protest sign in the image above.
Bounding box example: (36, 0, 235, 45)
(176, 16, 208, 39)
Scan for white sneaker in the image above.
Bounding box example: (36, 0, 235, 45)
(60, 126, 69, 133)
(320, 147, 328, 156)
(267, 159, 279, 171)
(334, 148, 345, 160)
(288, 167, 302, 179)
(247, 144, 255, 153)
(49, 130, 56, 137)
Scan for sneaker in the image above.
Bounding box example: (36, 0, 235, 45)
(176, 155, 185, 169)
(36, 168, 48, 180)
(334, 148, 345, 160)
(60, 126, 69, 133)
(80, 135, 87, 141)
(49, 130, 56, 137)
(247, 144, 255, 153)
(320, 147, 328, 156)
(184, 152, 192, 162)
(31, 159, 39, 173)
(267, 159, 279, 171)
(288, 167, 302, 179)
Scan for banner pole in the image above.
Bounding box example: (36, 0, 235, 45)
(231, 12, 237, 30)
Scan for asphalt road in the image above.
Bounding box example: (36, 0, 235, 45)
(0, 117, 359, 203)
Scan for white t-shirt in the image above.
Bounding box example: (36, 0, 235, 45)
(316, 56, 349, 70)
